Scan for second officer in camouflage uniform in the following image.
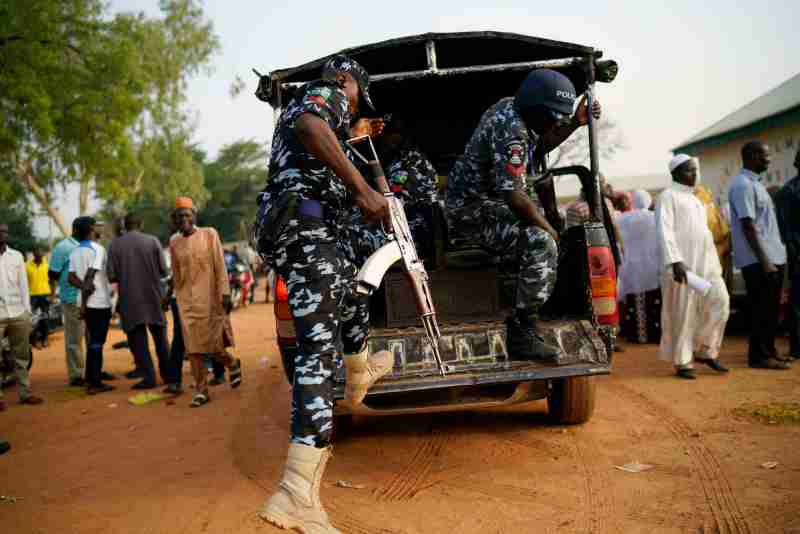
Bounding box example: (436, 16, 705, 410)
(345, 123, 439, 260)
(256, 56, 393, 533)
(446, 68, 601, 359)
(385, 142, 438, 237)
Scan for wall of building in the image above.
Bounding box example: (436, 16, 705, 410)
(690, 120, 800, 206)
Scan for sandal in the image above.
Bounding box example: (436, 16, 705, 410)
(190, 393, 210, 408)
(229, 359, 242, 389)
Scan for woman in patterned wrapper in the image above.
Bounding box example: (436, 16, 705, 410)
(616, 190, 663, 343)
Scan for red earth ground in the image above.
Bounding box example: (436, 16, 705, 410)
(1, 301, 798, 533)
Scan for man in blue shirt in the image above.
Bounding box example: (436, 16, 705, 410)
(728, 141, 790, 370)
(49, 218, 87, 386)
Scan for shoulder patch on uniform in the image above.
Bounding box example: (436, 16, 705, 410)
(308, 95, 327, 107)
(504, 141, 526, 177)
(505, 141, 525, 165)
(307, 86, 333, 99)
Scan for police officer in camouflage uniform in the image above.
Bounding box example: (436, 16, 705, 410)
(446, 69, 601, 360)
(380, 122, 438, 236)
(344, 122, 439, 260)
(255, 56, 394, 534)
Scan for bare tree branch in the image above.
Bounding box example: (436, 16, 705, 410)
(15, 160, 68, 237)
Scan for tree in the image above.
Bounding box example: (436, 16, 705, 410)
(198, 140, 268, 242)
(0, 0, 218, 236)
(0, 203, 43, 253)
(548, 117, 626, 170)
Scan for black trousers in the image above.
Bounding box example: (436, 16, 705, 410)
(126, 322, 176, 385)
(30, 296, 50, 343)
(84, 307, 112, 386)
(789, 267, 800, 357)
(169, 299, 223, 384)
(742, 263, 785, 364)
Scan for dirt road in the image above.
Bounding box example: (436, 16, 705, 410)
(1, 302, 798, 533)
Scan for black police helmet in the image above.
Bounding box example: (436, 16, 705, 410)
(514, 69, 577, 122)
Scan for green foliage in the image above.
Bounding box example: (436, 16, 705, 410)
(197, 140, 268, 242)
(0, 0, 218, 215)
(0, 204, 44, 253)
(104, 139, 267, 244)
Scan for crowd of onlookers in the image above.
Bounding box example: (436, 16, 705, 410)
(565, 143, 800, 378)
(0, 200, 269, 454)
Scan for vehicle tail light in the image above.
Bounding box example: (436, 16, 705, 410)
(587, 245, 619, 326)
(274, 276, 296, 342)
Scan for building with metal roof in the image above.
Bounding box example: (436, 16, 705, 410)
(673, 72, 800, 204)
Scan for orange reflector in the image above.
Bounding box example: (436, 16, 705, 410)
(275, 276, 289, 302)
(591, 278, 615, 297)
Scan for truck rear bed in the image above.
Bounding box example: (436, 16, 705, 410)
(332, 318, 610, 400)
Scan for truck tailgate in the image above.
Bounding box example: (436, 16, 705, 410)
(332, 318, 610, 397)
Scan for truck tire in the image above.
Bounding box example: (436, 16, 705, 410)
(547, 376, 596, 424)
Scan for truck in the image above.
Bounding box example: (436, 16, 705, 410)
(256, 31, 621, 426)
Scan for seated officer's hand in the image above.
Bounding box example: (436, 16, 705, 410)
(356, 188, 390, 226)
(573, 96, 602, 127)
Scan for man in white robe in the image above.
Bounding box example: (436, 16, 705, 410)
(655, 155, 730, 379)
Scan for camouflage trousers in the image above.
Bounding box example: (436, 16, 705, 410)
(450, 200, 558, 314)
(272, 215, 375, 448)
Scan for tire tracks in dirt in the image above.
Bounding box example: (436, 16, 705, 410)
(570, 428, 621, 534)
(326, 501, 404, 534)
(374, 426, 451, 502)
(611, 382, 751, 534)
(373, 414, 535, 504)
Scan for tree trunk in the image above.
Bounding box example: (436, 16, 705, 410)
(16, 161, 69, 238)
(79, 179, 91, 215)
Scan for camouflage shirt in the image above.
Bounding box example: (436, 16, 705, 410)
(262, 80, 352, 217)
(445, 98, 540, 210)
(387, 143, 438, 206)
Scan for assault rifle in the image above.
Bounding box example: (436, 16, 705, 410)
(346, 135, 449, 376)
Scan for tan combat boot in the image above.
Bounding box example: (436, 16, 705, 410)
(258, 443, 341, 534)
(343, 346, 394, 407)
